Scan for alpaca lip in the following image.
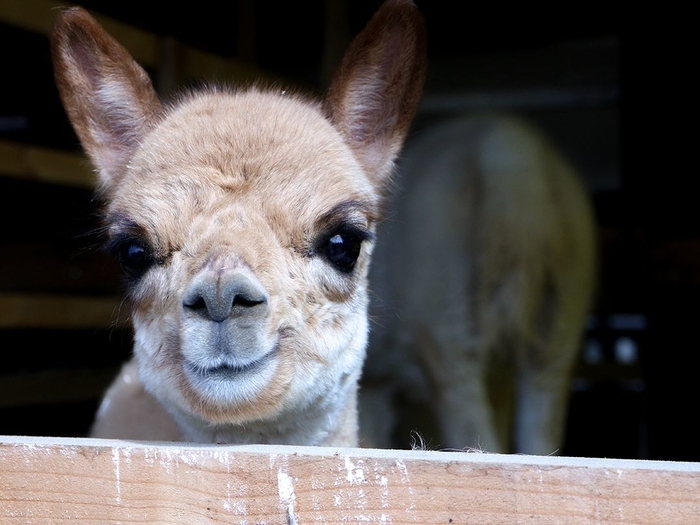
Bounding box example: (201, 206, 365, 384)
(186, 350, 275, 380)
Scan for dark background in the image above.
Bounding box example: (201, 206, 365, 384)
(2, 1, 696, 462)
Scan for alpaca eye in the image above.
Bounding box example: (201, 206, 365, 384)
(117, 241, 154, 277)
(323, 230, 363, 272)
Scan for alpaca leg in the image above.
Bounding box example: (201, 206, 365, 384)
(421, 344, 502, 453)
(515, 347, 577, 455)
(437, 376, 502, 453)
(358, 383, 398, 449)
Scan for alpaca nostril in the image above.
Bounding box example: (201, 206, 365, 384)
(183, 269, 269, 323)
(233, 295, 264, 308)
(187, 296, 208, 314)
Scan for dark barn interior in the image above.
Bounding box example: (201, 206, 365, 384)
(1, 1, 696, 462)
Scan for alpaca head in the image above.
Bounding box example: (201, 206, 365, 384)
(50, 0, 426, 443)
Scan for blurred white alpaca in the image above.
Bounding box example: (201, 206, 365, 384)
(361, 114, 597, 455)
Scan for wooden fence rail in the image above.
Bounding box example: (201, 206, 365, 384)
(1, 435, 699, 524)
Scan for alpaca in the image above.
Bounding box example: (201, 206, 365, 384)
(360, 114, 597, 455)
(50, 0, 426, 446)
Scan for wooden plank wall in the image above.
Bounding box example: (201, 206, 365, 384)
(2, 435, 700, 524)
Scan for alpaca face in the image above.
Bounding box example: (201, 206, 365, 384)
(50, 0, 426, 443)
(107, 91, 378, 425)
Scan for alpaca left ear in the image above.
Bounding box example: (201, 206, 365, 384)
(323, 0, 427, 193)
(50, 7, 163, 194)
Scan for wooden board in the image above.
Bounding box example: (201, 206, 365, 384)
(0, 368, 118, 408)
(0, 140, 92, 188)
(1, 436, 699, 524)
(0, 293, 123, 329)
(0, 0, 276, 85)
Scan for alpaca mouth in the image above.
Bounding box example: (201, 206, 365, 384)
(185, 350, 275, 381)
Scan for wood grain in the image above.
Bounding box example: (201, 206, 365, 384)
(1, 436, 699, 524)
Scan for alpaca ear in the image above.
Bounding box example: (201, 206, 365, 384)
(323, 0, 427, 193)
(50, 7, 163, 193)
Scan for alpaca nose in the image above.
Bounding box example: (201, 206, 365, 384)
(183, 268, 269, 323)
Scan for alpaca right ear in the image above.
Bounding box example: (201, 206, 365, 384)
(50, 7, 163, 193)
(323, 0, 427, 194)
